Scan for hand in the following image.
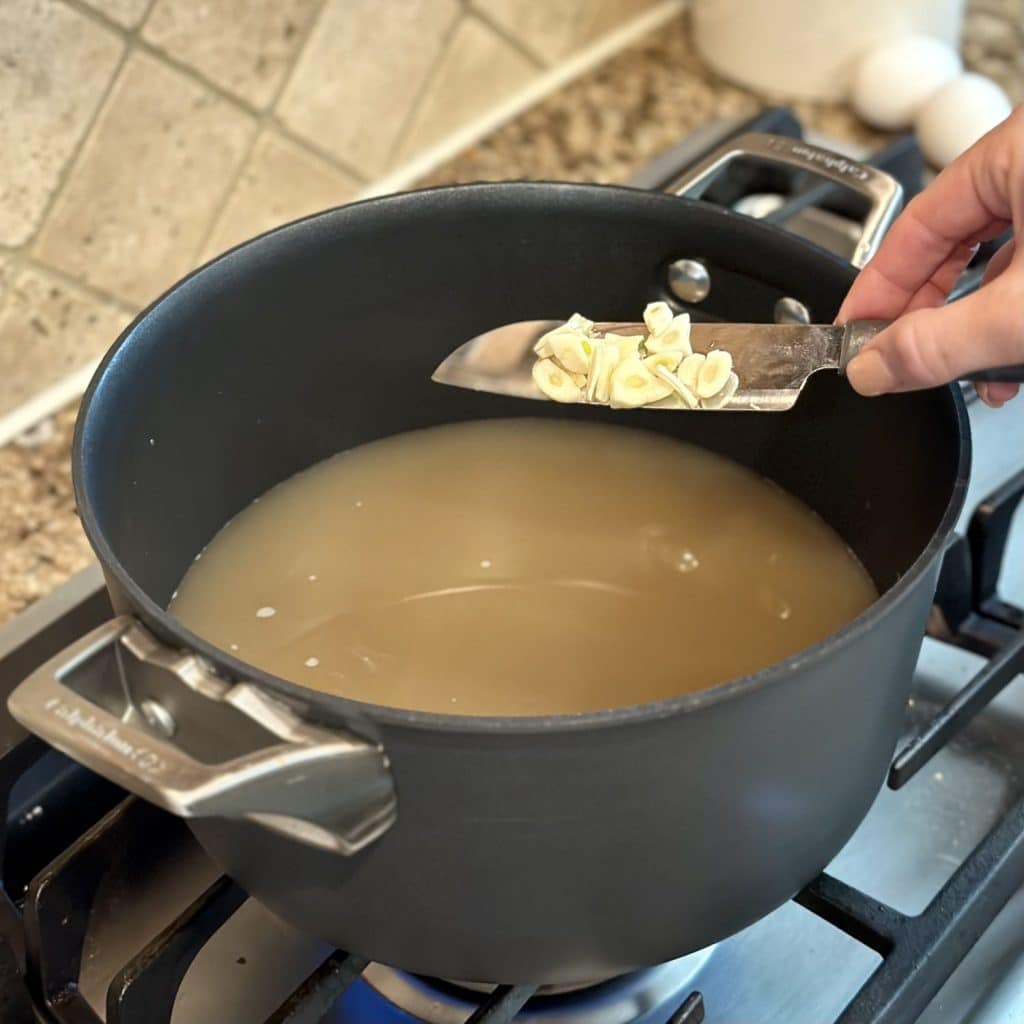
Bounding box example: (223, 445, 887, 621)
(837, 106, 1023, 408)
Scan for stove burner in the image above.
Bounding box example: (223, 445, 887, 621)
(343, 951, 715, 1024)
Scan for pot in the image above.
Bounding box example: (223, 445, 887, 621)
(8, 134, 969, 985)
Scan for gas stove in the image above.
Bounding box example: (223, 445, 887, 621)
(1, 110, 1022, 1024)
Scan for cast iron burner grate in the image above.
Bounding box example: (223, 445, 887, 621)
(0, 109, 1022, 1024)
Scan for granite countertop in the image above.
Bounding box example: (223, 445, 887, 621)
(1, 6, 1020, 625)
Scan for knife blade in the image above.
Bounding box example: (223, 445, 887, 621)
(431, 319, 886, 412)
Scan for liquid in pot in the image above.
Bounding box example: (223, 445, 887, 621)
(171, 419, 877, 716)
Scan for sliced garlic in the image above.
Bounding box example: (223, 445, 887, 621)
(609, 357, 673, 409)
(604, 333, 644, 361)
(533, 324, 570, 357)
(678, 353, 705, 392)
(566, 312, 596, 336)
(586, 344, 605, 403)
(532, 358, 581, 403)
(646, 314, 692, 356)
(653, 366, 699, 408)
(547, 330, 594, 374)
(696, 349, 734, 398)
(643, 301, 674, 337)
(644, 350, 684, 374)
(700, 371, 740, 410)
(570, 371, 588, 388)
(588, 343, 622, 404)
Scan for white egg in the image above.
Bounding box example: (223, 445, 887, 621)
(916, 73, 1013, 168)
(850, 35, 962, 130)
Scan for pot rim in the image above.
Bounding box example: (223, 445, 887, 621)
(72, 181, 972, 734)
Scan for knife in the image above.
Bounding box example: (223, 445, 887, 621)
(432, 319, 1024, 411)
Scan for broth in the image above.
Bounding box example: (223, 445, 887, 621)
(171, 419, 877, 716)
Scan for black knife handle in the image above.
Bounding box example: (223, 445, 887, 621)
(964, 366, 1024, 383)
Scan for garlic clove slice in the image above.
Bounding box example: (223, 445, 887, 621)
(643, 301, 674, 337)
(653, 366, 699, 409)
(547, 330, 594, 374)
(604, 332, 644, 361)
(678, 353, 705, 391)
(700, 371, 740, 409)
(566, 312, 596, 335)
(646, 314, 692, 356)
(696, 350, 734, 398)
(609, 357, 673, 409)
(532, 358, 582, 403)
(644, 350, 684, 374)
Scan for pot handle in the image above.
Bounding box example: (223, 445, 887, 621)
(666, 132, 904, 268)
(6, 617, 396, 855)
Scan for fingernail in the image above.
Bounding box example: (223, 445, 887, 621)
(847, 349, 897, 396)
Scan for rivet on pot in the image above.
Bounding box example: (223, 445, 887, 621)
(668, 259, 710, 303)
(139, 699, 176, 738)
(774, 297, 811, 324)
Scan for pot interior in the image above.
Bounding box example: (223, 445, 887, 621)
(76, 184, 966, 657)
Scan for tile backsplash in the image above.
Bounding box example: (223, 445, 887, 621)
(0, 0, 666, 420)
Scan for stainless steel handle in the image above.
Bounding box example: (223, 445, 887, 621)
(839, 320, 1024, 383)
(839, 319, 889, 371)
(667, 132, 904, 268)
(7, 618, 396, 854)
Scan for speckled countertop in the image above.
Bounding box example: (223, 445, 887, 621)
(1, 5, 1020, 624)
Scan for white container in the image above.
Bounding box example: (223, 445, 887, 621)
(691, 0, 965, 102)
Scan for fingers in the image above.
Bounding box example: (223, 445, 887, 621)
(837, 107, 1021, 323)
(846, 269, 1024, 395)
(904, 240, 980, 312)
(976, 381, 1020, 407)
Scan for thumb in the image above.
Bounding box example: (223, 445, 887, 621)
(846, 273, 1024, 395)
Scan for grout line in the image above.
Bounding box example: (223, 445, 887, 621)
(21, 255, 138, 318)
(465, 3, 549, 70)
(58, 0, 136, 35)
(137, 0, 161, 30)
(361, 0, 687, 200)
(81, 1, 369, 183)
(16, 6, 131, 256)
(382, 5, 468, 170)
(265, 118, 369, 184)
(184, 123, 262, 269)
(137, 3, 371, 184)
(268, 0, 333, 113)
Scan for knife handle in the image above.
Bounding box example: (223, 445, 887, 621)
(840, 320, 1024, 385)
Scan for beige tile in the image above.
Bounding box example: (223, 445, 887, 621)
(397, 17, 538, 162)
(143, 0, 320, 109)
(0, 0, 123, 246)
(0, 253, 14, 308)
(80, 0, 151, 28)
(577, 0, 661, 44)
(277, 0, 460, 177)
(34, 52, 255, 307)
(473, 0, 581, 64)
(0, 267, 128, 418)
(202, 131, 360, 260)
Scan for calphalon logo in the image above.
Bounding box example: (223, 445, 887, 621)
(45, 697, 167, 773)
(766, 138, 870, 182)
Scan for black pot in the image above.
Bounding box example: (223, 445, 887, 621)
(9, 136, 969, 985)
